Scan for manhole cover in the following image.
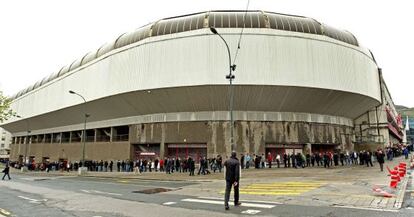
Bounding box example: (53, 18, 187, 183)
(34, 178, 49, 181)
(132, 188, 173, 194)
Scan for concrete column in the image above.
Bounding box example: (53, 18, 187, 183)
(160, 123, 166, 159)
(305, 143, 312, 154)
(110, 127, 114, 142)
(94, 129, 98, 143)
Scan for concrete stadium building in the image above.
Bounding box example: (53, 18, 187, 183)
(1, 11, 403, 163)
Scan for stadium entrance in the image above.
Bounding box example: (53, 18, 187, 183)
(167, 144, 207, 162)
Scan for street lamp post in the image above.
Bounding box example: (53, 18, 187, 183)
(69, 90, 89, 174)
(15, 115, 30, 171)
(210, 27, 236, 151)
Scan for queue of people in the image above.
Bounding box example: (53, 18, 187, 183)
(4, 145, 411, 176)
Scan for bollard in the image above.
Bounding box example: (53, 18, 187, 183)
(390, 179, 398, 188)
(391, 174, 400, 182)
(387, 166, 398, 175)
(398, 168, 405, 177)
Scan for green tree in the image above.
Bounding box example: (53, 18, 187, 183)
(0, 90, 14, 123)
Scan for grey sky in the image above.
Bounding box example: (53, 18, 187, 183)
(0, 0, 412, 107)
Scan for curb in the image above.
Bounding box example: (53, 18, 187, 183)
(81, 175, 214, 183)
(394, 170, 412, 209)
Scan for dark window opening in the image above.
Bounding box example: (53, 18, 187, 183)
(53, 133, 61, 143)
(71, 131, 82, 143)
(61, 132, 70, 143)
(86, 130, 95, 142)
(44, 134, 52, 143)
(96, 128, 111, 142)
(113, 126, 129, 142)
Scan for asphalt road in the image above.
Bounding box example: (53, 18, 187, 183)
(1, 174, 413, 217)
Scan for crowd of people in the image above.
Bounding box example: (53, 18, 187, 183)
(5, 145, 412, 175)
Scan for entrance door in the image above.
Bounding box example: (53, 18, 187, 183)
(133, 144, 160, 160)
(312, 144, 337, 153)
(167, 144, 207, 162)
(265, 144, 304, 155)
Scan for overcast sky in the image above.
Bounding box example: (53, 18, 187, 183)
(0, 0, 413, 107)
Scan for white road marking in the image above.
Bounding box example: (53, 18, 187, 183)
(18, 196, 47, 204)
(0, 214, 6, 217)
(92, 190, 122, 196)
(333, 205, 399, 212)
(0, 208, 10, 215)
(181, 198, 275, 209)
(81, 189, 122, 196)
(162, 202, 177, 205)
(198, 196, 283, 205)
(241, 209, 261, 215)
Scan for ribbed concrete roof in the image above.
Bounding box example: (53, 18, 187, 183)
(11, 10, 359, 100)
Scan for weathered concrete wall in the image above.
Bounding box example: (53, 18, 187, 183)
(131, 121, 354, 158)
(10, 121, 354, 161)
(10, 141, 130, 162)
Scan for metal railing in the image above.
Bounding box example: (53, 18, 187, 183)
(112, 134, 129, 142)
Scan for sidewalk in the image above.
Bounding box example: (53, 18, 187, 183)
(11, 157, 412, 210)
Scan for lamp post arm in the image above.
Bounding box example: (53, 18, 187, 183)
(216, 33, 233, 74)
(73, 92, 86, 104)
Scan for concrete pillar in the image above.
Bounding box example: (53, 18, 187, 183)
(305, 143, 312, 154)
(160, 123, 166, 159)
(110, 127, 114, 142)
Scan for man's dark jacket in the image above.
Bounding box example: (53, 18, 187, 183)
(2, 166, 9, 174)
(224, 157, 240, 183)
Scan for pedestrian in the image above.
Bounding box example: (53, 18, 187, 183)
(154, 158, 159, 172)
(366, 151, 373, 167)
(240, 154, 245, 169)
(160, 158, 164, 172)
(245, 154, 251, 169)
(323, 152, 330, 168)
(276, 154, 281, 168)
(224, 151, 241, 210)
(217, 155, 223, 173)
(376, 150, 385, 171)
(109, 160, 113, 172)
(189, 157, 195, 176)
(267, 152, 272, 168)
(403, 147, 409, 159)
(2, 163, 11, 180)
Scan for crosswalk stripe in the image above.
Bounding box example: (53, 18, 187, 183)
(232, 182, 324, 196)
(181, 198, 275, 209)
(239, 192, 301, 196)
(197, 196, 283, 205)
(0, 208, 10, 216)
(249, 184, 323, 187)
(243, 187, 317, 191)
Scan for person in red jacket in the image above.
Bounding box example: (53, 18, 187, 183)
(159, 159, 164, 172)
(267, 152, 273, 168)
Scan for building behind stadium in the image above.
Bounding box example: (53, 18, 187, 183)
(0, 11, 405, 164)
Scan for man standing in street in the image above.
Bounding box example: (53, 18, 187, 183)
(224, 151, 241, 210)
(376, 149, 385, 171)
(2, 163, 11, 180)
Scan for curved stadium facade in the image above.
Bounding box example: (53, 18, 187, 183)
(1, 11, 403, 163)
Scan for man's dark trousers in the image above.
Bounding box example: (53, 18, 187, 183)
(2, 173, 11, 180)
(224, 181, 239, 207)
